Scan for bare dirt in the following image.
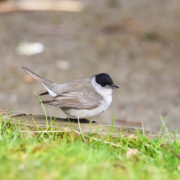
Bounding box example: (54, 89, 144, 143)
(0, 0, 180, 132)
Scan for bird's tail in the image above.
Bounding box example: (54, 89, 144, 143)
(22, 67, 57, 97)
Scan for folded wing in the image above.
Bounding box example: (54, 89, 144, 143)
(42, 91, 101, 109)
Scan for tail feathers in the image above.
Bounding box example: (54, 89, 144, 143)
(22, 67, 52, 84)
(22, 67, 57, 97)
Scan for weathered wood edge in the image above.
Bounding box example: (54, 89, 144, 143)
(0, 110, 179, 140)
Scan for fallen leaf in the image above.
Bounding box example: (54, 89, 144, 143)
(127, 134, 138, 140)
(126, 149, 138, 158)
(23, 74, 36, 84)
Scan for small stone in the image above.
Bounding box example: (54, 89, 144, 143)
(16, 42, 44, 56)
(56, 60, 70, 70)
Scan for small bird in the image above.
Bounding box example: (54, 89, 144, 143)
(22, 67, 118, 119)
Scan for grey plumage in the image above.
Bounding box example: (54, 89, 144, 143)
(22, 67, 101, 109)
(22, 67, 118, 119)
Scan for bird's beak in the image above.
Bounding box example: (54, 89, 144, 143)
(111, 84, 119, 89)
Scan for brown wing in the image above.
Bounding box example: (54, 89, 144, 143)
(42, 90, 101, 109)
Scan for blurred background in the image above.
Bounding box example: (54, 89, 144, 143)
(0, 0, 179, 132)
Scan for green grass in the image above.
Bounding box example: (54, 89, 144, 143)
(0, 116, 179, 180)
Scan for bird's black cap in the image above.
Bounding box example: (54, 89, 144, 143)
(95, 73, 119, 88)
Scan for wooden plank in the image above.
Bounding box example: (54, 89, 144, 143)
(0, 109, 161, 139)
